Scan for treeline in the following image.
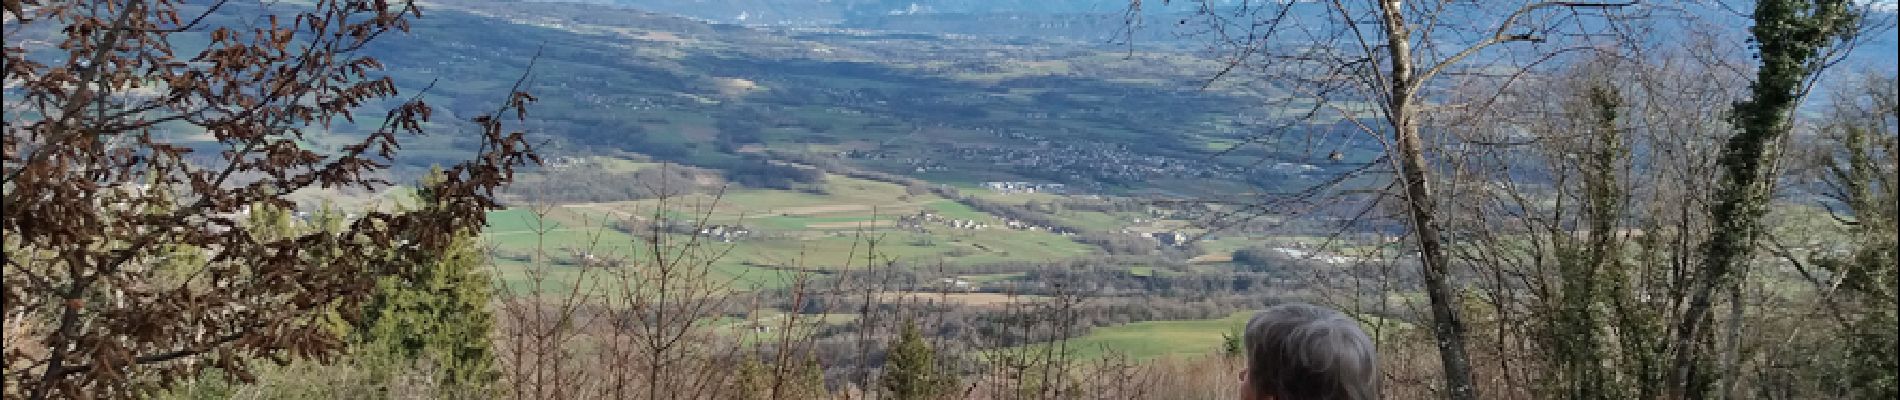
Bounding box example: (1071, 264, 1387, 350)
(506, 162, 704, 203)
(773, 149, 1177, 255)
(768, 149, 933, 188)
(796, 293, 1282, 368)
(720, 155, 827, 190)
(503, 154, 829, 204)
(1229, 245, 1320, 276)
(749, 264, 1304, 383)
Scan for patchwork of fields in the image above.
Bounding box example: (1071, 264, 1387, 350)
(470, 158, 1373, 360)
(481, 172, 1101, 291)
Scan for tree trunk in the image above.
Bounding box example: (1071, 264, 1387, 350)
(1674, 1, 1856, 398)
(1380, 2, 1479, 399)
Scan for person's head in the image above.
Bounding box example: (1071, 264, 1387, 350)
(1238, 302, 1378, 400)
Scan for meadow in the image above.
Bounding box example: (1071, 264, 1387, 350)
(1029, 311, 1254, 360)
(480, 171, 1102, 293)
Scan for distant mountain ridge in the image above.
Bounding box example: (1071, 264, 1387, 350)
(579, 0, 1205, 25)
(335, 0, 1316, 195)
(570, 0, 1896, 98)
(533, 0, 1214, 43)
(124, 0, 1891, 193)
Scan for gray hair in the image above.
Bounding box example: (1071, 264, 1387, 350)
(1243, 302, 1379, 400)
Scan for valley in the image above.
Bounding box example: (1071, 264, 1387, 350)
(9, 0, 1893, 397)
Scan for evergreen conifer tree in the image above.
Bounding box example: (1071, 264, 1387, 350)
(352, 171, 500, 397)
(880, 319, 956, 400)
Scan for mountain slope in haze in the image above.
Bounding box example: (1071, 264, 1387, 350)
(583, 0, 1897, 76)
(355, 1, 1339, 195)
(138, 0, 1893, 198)
(544, 0, 1214, 43)
(576, 0, 1200, 25)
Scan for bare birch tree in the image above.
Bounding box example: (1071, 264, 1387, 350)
(1147, 1, 1640, 398)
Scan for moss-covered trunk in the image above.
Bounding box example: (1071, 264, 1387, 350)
(1674, 1, 1859, 398)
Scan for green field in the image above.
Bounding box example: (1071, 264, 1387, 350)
(1125, 266, 1187, 278)
(481, 206, 796, 293)
(960, 272, 1027, 283)
(706, 311, 863, 344)
(1029, 311, 1254, 360)
(480, 173, 1102, 292)
(923, 200, 992, 221)
(576, 175, 941, 227)
(718, 228, 1095, 268)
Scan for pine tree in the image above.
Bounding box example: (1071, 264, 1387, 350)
(351, 171, 500, 397)
(732, 354, 830, 400)
(731, 357, 771, 400)
(881, 319, 956, 400)
(786, 355, 831, 399)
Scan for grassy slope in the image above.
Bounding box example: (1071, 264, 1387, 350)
(1040, 311, 1254, 360)
(482, 206, 796, 292)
